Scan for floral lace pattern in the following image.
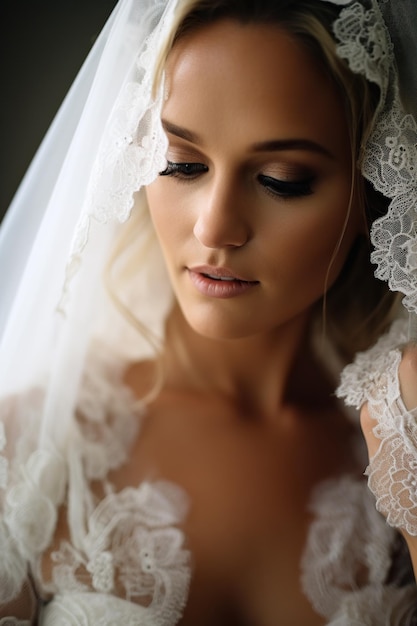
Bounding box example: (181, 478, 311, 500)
(43, 482, 190, 626)
(333, 2, 392, 90)
(58, 0, 417, 316)
(40, 592, 156, 626)
(327, 0, 417, 314)
(336, 318, 407, 410)
(302, 474, 417, 624)
(0, 344, 191, 624)
(82, 0, 177, 227)
(75, 342, 143, 482)
(58, 0, 176, 312)
(1, 337, 417, 623)
(327, 585, 417, 626)
(0, 390, 60, 606)
(337, 317, 417, 536)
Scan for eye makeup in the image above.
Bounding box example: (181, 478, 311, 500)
(159, 161, 208, 180)
(258, 173, 314, 198)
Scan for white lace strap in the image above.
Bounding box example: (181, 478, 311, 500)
(337, 317, 417, 535)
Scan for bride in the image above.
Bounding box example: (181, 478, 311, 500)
(1, 0, 417, 623)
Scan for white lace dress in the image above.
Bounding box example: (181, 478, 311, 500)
(0, 334, 416, 625)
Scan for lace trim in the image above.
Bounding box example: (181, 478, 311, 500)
(57, 1, 177, 312)
(1, 344, 139, 588)
(39, 481, 190, 625)
(303, 473, 417, 624)
(40, 592, 153, 626)
(336, 318, 408, 410)
(330, 0, 417, 314)
(0, 390, 63, 604)
(337, 318, 417, 536)
(2, 334, 415, 620)
(0, 343, 191, 622)
(326, 584, 417, 626)
(76, 341, 142, 482)
(0, 521, 28, 604)
(301, 475, 396, 619)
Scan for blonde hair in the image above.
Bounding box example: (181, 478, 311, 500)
(109, 0, 399, 369)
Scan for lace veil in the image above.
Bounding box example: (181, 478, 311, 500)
(0, 0, 176, 450)
(0, 0, 417, 609)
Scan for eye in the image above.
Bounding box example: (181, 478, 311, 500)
(159, 161, 208, 180)
(258, 174, 313, 199)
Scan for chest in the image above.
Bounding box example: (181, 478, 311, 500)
(107, 396, 357, 625)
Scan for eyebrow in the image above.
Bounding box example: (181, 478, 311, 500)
(252, 138, 333, 158)
(162, 119, 334, 159)
(162, 120, 199, 143)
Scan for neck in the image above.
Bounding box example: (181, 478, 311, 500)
(161, 304, 326, 420)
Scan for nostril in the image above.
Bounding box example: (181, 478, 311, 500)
(193, 210, 250, 249)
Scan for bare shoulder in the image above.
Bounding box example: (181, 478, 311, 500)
(399, 343, 417, 410)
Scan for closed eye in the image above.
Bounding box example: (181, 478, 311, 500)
(159, 161, 208, 180)
(258, 174, 313, 199)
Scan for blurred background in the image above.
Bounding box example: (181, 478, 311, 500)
(0, 0, 118, 221)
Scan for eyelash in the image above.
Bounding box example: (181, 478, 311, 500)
(159, 161, 208, 180)
(257, 174, 313, 199)
(159, 161, 313, 198)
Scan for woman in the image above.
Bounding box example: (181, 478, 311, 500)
(0, 0, 416, 623)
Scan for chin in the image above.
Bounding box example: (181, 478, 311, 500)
(190, 323, 254, 342)
(180, 307, 273, 342)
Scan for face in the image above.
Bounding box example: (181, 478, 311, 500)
(146, 19, 362, 340)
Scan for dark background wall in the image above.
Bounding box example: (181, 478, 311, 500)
(0, 0, 118, 221)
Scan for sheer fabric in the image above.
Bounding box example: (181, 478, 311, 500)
(0, 345, 190, 624)
(1, 341, 416, 624)
(338, 317, 417, 536)
(1, 0, 417, 623)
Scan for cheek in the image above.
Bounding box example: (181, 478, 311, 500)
(263, 199, 358, 292)
(299, 180, 361, 285)
(146, 184, 183, 249)
(146, 177, 360, 297)
(146, 183, 166, 229)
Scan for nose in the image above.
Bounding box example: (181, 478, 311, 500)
(193, 174, 251, 249)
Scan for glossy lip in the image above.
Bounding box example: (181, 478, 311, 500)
(187, 265, 259, 299)
(189, 265, 257, 282)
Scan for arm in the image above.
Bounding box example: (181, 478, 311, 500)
(360, 343, 417, 578)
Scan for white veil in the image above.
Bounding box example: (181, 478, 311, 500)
(0, 0, 417, 614)
(0, 0, 176, 449)
(0, 0, 416, 488)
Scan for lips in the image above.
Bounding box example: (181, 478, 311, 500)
(187, 265, 259, 298)
(203, 274, 236, 282)
(189, 265, 257, 283)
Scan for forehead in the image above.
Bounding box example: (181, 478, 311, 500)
(163, 19, 349, 155)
